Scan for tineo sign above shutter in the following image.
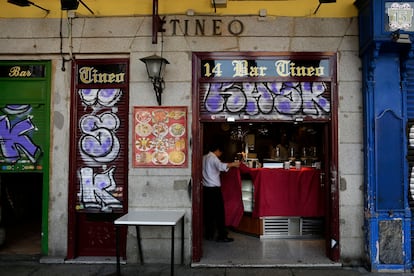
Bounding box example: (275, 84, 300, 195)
(77, 64, 127, 85)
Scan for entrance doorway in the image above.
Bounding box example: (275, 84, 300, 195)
(191, 52, 339, 263)
(197, 121, 332, 265)
(0, 173, 42, 255)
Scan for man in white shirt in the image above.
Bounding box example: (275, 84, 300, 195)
(203, 142, 240, 242)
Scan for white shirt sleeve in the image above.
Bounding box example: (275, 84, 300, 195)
(202, 152, 229, 187)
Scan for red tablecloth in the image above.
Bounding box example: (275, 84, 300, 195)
(220, 164, 324, 225)
(248, 166, 324, 218)
(220, 167, 244, 227)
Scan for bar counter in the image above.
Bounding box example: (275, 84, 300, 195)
(220, 163, 324, 227)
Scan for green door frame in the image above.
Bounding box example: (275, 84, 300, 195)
(0, 60, 51, 255)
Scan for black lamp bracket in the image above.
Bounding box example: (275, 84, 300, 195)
(152, 0, 166, 44)
(313, 0, 336, 15)
(152, 77, 165, 106)
(61, 0, 94, 14)
(29, 1, 49, 13)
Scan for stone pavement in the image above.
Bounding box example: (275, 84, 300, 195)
(1, 255, 414, 276)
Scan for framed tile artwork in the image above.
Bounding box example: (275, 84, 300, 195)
(133, 106, 188, 168)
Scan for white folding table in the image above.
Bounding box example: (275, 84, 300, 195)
(114, 210, 185, 276)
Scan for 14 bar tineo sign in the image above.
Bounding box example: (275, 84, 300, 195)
(133, 106, 188, 168)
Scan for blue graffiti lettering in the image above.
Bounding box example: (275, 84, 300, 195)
(79, 167, 122, 211)
(78, 88, 122, 107)
(0, 115, 41, 163)
(2, 104, 32, 115)
(79, 112, 120, 163)
(76, 88, 124, 211)
(203, 81, 331, 118)
(274, 82, 302, 114)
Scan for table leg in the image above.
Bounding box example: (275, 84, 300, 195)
(116, 226, 121, 276)
(181, 217, 184, 265)
(171, 226, 175, 276)
(135, 226, 144, 264)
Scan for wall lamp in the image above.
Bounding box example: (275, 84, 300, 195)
(61, 0, 95, 15)
(7, 0, 49, 13)
(211, 0, 227, 13)
(140, 55, 169, 106)
(392, 30, 412, 44)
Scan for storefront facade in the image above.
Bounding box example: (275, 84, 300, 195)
(0, 0, 371, 269)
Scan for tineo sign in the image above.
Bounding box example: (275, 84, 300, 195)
(78, 67, 126, 84)
(77, 64, 127, 84)
(167, 18, 244, 36)
(201, 59, 330, 78)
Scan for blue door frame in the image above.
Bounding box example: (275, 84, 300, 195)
(356, 0, 413, 271)
(363, 52, 411, 271)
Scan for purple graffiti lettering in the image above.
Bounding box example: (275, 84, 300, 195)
(301, 82, 330, 115)
(204, 86, 225, 112)
(303, 82, 311, 91)
(79, 167, 121, 211)
(278, 101, 291, 113)
(78, 89, 98, 106)
(243, 83, 259, 115)
(0, 115, 40, 163)
(79, 112, 120, 163)
(2, 104, 32, 115)
(246, 101, 257, 114)
(97, 89, 122, 106)
(319, 98, 328, 107)
(78, 88, 122, 107)
(256, 83, 274, 114)
(275, 84, 301, 114)
(202, 81, 331, 119)
(268, 82, 280, 93)
(224, 85, 246, 113)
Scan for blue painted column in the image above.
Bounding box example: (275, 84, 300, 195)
(363, 51, 411, 271)
(355, 0, 412, 271)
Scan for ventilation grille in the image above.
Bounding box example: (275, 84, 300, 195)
(261, 217, 323, 239)
(302, 218, 324, 236)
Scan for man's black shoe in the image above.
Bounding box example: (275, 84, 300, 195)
(216, 237, 234, 242)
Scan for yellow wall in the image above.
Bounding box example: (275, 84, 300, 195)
(1, 0, 357, 18)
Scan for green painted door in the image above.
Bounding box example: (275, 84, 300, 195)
(0, 61, 51, 255)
